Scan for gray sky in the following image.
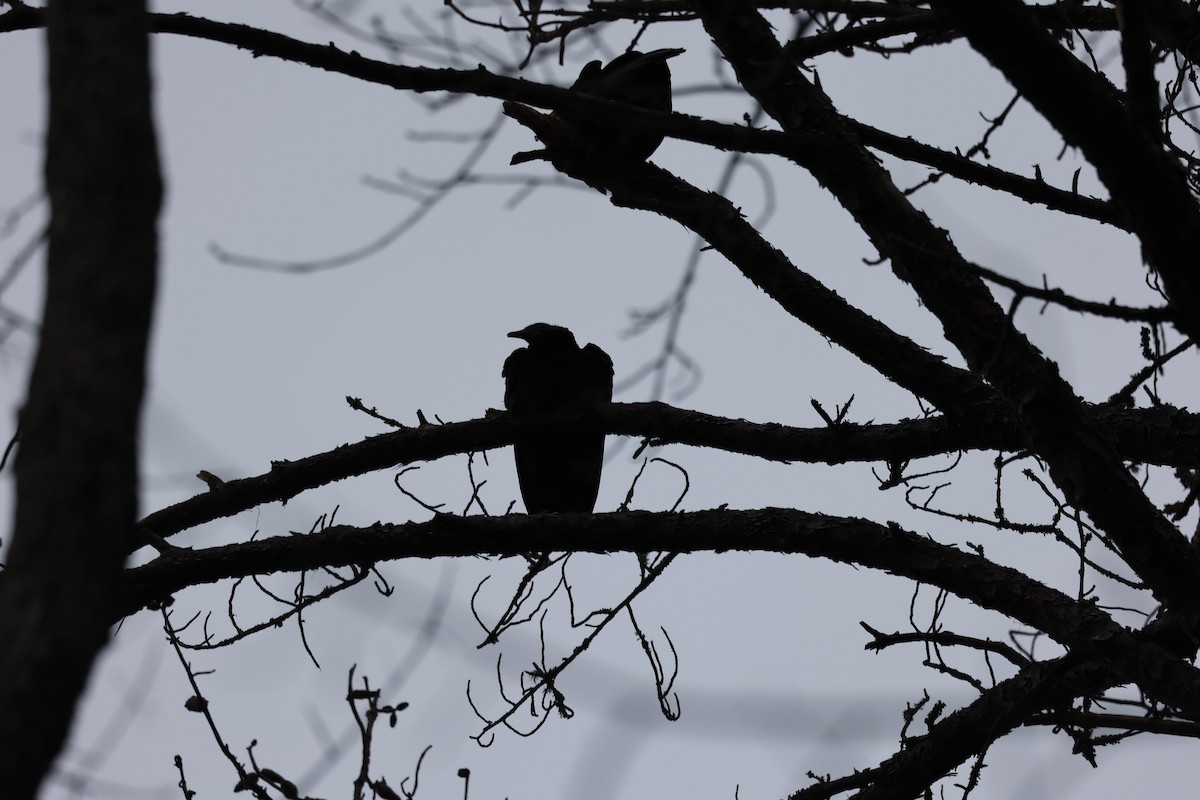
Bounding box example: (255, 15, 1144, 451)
(0, 3, 1193, 799)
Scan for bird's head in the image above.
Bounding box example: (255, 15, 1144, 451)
(508, 323, 578, 349)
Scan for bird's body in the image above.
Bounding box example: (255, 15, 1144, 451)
(503, 323, 613, 513)
(559, 48, 684, 161)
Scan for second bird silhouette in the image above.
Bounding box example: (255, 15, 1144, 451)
(503, 323, 613, 513)
(560, 48, 684, 161)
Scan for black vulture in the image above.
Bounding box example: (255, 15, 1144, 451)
(558, 48, 685, 161)
(503, 323, 614, 513)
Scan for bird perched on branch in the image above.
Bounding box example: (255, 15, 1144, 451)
(558, 47, 685, 161)
(503, 323, 614, 513)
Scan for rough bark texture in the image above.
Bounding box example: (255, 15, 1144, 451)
(0, 0, 160, 796)
(688, 0, 1200, 624)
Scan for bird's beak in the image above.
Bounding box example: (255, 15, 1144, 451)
(508, 327, 531, 341)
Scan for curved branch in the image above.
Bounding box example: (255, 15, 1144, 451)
(125, 508, 1119, 652)
(121, 506, 1200, 726)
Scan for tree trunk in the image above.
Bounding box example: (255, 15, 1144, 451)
(0, 0, 160, 796)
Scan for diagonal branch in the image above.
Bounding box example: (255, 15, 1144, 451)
(800, 655, 1116, 800)
(504, 101, 996, 413)
(848, 119, 1128, 231)
(930, 0, 1200, 342)
(691, 0, 1200, 621)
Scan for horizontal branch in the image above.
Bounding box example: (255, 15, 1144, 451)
(134, 401, 1200, 550)
(1025, 709, 1200, 738)
(0, 6, 800, 156)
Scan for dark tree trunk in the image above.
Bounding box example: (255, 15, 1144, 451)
(0, 0, 160, 796)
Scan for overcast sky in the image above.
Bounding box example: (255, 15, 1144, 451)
(1, 3, 1195, 799)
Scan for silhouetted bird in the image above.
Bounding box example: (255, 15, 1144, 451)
(503, 323, 614, 513)
(559, 48, 684, 161)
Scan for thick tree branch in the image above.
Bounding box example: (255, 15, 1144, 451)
(1142, 0, 1200, 67)
(505, 101, 997, 412)
(930, 0, 1200, 342)
(692, 0, 1200, 622)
